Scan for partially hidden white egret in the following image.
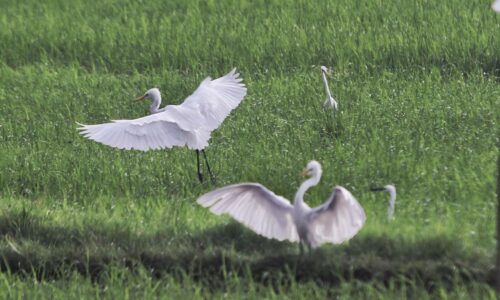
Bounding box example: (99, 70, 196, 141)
(371, 185, 397, 221)
(197, 160, 366, 252)
(493, 0, 500, 12)
(78, 68, 247, 183)
(320, 66, 338, 110)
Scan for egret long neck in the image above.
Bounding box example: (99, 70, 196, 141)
(321, 72, 332, 98)
(388, 191, 396, 220)
(294, 175, 321, 206)
(150, 93, 162, 114)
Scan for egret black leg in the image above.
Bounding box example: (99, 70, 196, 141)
(196, 150, 203, 183)
(202, 149, 216, 184)
(299, 241, 304, 256)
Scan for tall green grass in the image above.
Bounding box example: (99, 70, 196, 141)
(0, 267, 495, 299)
(0, 0, 499, 297)
(0, 0, 499, 74)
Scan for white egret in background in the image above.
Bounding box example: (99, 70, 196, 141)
(371, 185, 397, 221)
(320, 66, 338, 110)
(197, 160, 366, 253)
(493, 0, 500, 12)
(78, 69, 247, 183)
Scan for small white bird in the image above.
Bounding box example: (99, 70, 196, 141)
(493, 0, 500, 12)
(197, 160, 366, 253)
(320, 66, 338, 110)
(78, 69, 247, 183)
(371, 185, 397, 221)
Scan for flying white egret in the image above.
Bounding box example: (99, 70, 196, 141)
(371, 185, 397, 221)
(320, 66, 338, 110)
(197, 160, 366, 253)
(493, 0, 500, 12)
(78, 68, 247, 183)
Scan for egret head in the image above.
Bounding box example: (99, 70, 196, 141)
(371, 184, 396, 195)
(384, 184, 396, 195)
(321, 66, 333, 76)
(135, 88, 161, 102)
(300, 160, 322, 178)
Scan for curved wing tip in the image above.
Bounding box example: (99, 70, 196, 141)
(332, 186, 344, 195)
(196, 194, 217, 206)
(76, 122, 87, 129)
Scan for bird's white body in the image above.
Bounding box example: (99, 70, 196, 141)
(320, 66, 338, 110)
(493, 0, 500, 12)
(78, 69, 247, 151)
(197, 161, 366, 249)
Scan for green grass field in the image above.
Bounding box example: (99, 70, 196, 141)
(1, 0, 499, 298)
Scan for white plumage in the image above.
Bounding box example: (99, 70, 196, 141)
(320, 66, 338, 110)
(493, 0, 500, 12)
(198, 183, 299, 241)
(197, 160, 366, 250)
(78, 68, 247, 151)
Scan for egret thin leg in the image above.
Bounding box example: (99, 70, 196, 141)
(202, 149, 216, 184)
(196, 150, 203, 183)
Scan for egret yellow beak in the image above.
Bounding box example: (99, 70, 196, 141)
(299, 169, 309, 177)
(135, 95, 146, 102)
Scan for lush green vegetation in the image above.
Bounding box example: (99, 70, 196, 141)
(0, 0, 499, 298)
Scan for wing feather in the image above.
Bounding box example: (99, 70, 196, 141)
(77, 104, 209, 150)
(197, 183, 299, 242)
(181, 68, 247, 131)
(493, 0, 500, 12)
(306, 186, 366, 248)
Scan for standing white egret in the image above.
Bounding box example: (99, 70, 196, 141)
(197, 160, 366, 252)
(78, 68, 247, 183)
(493, 0, 500, 12)
(371, 185, 397, 221)
(320, 66, 338, 110)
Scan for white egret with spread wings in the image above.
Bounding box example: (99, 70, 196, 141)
(197, 160, 366, 252)
(78, 69, 247, 183)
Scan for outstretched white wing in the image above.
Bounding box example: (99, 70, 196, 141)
(78, 69, 246, 151)
(493, 0, 500, 12)
(306, 186, 365, 248)
(182, 68, 247, 130)
(197, 183, 299, 242)
(77, 105, 210, 150)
